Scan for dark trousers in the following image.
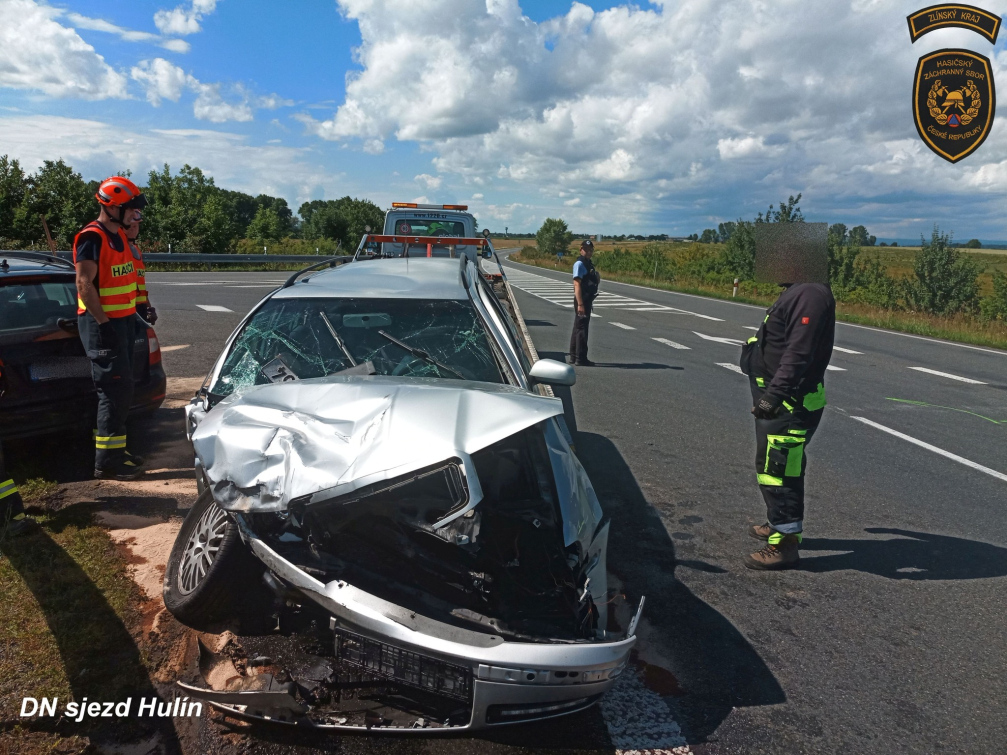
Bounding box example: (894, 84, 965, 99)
(79, 314, 135, 469)
(0, 447, 24, 523)
(750, 379, 822, 534)
(568, 299, 593, 362)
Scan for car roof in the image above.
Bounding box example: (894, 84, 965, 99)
(0, 252, 76, 279)
(274, 256, 470, 301)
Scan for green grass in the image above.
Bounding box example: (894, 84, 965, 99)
(511, 253, 1007, 351)
(0, 506, 156, 753)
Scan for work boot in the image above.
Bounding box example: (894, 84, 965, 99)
(2, 514, 36, 539)
(574, 359, 596, 367)
(95, 456, 144, 481)
(745, 534, 800, 571)
(125, 450, 145, 466)
(749, 522, 774, 540)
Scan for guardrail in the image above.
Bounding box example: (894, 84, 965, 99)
(39, 251, 346, 265)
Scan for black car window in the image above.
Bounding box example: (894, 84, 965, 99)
(0, 280, 77, 333)
(212, 297, 503, 396)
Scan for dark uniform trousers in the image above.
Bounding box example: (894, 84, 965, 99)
(750, 377, 823, 534)
(569, 298, 594, 362)
(79, 314, 135, 469)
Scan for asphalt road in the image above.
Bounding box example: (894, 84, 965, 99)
(145, 266, 1007, 755)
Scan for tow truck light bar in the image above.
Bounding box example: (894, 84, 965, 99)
(391, 202, 469, 211)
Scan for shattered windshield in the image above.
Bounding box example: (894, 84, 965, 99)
(211, 297, 503, 396)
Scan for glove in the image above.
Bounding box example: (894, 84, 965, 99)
(752, 393, 783, 419)
(146, 306, 158, 326)
(97, 321, 119, 356)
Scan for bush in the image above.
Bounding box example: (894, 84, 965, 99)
(232, 237, 342, 256)
(980, 270, 1007, 321)
(903, 226, 981, 315)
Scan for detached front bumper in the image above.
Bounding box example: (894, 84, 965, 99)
(221, 515, 640, 731)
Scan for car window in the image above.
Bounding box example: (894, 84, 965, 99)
(211, 297, 504, 396)
(392, 218, 466, 236)
(0, 280, 77, 333)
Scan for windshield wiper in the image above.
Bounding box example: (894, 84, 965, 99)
(319, 311, 358, 367)
(377, 330, 466, 379)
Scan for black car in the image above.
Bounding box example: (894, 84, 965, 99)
(0, 251, 165, 442)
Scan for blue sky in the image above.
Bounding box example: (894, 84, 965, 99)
(3, 0, 1007, 241)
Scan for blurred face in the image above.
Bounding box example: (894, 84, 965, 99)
(126, 208, 142, 240)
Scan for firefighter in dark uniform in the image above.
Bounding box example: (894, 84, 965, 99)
(73, 177, 147, 480)
(568, 239, 600, 366)
(741, 280, 835, 569)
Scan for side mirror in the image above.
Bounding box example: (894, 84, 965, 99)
(482, 228, 491, 238)
(528, 359, 576, 386)
(482, 248, 493, 259)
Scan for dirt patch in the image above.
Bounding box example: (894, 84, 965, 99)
(163, 376, 206, 409)
(97, 512, 181, 601)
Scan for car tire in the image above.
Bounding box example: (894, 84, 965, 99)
(163, 488, 265, 629)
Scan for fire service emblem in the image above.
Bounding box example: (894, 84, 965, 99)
(913, 48, 995, 163)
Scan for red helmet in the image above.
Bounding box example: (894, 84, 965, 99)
(96, 176, 147, 210)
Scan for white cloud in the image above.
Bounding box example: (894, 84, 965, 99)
(131, 58, 189, 105)
(192, 81, 252, 122)
(0, 114, 342, 207)
(414, 173, 442, 190)
(0, 0, 127, 99)
(131, 58, 289, 122)
(154, 0, 218, 36)
(312, 0, 1007, 235)
(63, 11, 190, 53)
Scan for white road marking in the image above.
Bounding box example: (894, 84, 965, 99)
(693, 331, 744, 346)
(826, 365, 846, 371)
(832, 346, 862, 354)
(717, 362, 744, 374)
(196, 305, 233, 312)
(653, 337, 690, 350)
(505, 268, 719, 318)
(907, 366, 986, 384)
(611, 322, 636, 330)
(743, 326, 759, 330)
(159, 345, 190, 352)
(851, 417, 1007, 483)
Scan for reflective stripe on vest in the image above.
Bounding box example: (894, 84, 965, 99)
(132, 242, 148, 304)
(73, 222, 137, 318)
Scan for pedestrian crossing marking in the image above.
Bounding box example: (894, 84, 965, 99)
(504, 268, 718, 317)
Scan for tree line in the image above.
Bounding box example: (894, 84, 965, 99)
(528, 195, 1007, 322)
(0, 156, 384, 254)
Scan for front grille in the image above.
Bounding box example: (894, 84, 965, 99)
(334, 628, 473, 702)
(485, 693, 602, 724)
(29, 357, 91, 381)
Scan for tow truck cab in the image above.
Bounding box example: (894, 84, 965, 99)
(381, 203, 480, 260)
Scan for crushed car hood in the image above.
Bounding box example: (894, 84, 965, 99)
(192, 375, 565, 515)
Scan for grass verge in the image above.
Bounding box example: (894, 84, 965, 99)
(511, 253, 1007, 351)
(0, 505, 159, 754)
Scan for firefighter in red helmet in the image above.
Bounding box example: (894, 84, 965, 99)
(73, 177, 147, 479)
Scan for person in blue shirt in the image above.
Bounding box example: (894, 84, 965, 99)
(567, 239, 600, 366)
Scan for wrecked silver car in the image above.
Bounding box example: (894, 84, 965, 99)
(166, 254, 642, 731)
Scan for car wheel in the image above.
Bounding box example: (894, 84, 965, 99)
(163, 488, 264, 628)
